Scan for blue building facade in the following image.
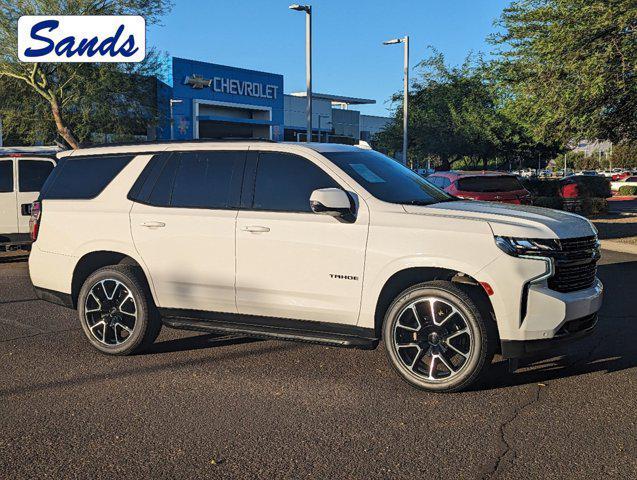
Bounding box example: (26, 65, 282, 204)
(166, 57, 285, 141)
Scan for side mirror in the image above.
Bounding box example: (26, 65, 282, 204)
(310, 188, 352, 217)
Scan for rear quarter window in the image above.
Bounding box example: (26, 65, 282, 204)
(40, 155, 134, 200)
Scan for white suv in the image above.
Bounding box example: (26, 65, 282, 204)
(29, 141, 603, 392)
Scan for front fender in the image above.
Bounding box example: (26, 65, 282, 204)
(358, 254, 501, 331)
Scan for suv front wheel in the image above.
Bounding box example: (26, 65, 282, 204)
(78, 265, 161, 355)
(383, 280, 497, 393)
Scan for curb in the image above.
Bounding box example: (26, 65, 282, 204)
(600, 239, 637, 255)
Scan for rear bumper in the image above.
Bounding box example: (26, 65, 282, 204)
(501, 312, 598, 358)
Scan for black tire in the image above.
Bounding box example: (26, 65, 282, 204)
(78, 265, 161, 355)
(383, 280, 497, 393)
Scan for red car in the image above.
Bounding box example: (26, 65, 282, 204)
(426, 172, 533, 204)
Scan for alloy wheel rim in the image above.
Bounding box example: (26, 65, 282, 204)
(392, 296, 473, 382)
(84, 279, 137, 346)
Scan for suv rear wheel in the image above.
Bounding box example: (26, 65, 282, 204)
(383, 280, 496, 393)
(78, 265, 161, 355)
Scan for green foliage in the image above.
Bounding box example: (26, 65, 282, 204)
(521, 177, 561, 196)
(0, 0, 173, 147)
(373, 51, 560, 170)
(491, 0, 637, 144)
(566, 176, 612, 198)
(610, 141, 637, 168)
(618, 185, 637, 195)
(533, 196, 563, 210)
(564, 198, 609, 216)
(550, 150, 613, 171)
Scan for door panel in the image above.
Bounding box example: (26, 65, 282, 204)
(129, 150, 245, 313)
(131, 203, 238, 312)
(236, 210, 369, 324)
(235, 151, 369, 325)
(0, 159, 18, 235)
(16, 158, 55, 233)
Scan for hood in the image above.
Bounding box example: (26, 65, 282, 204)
(403, 200, 596, 239)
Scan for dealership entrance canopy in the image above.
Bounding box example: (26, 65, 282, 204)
(160, 57, 391, 144)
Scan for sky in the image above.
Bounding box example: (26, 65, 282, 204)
(148, 0, 511, 117)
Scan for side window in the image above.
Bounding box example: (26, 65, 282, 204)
(442, 178, 451, 188)
(253, 152, 339, 213)
(144, 151, 244, 209)
(171, 151, 243, 209)
(0, 160, 13, 193)
(18, 160, 54, 192)
(40, 155, 134, 200)
(147, 156, 178, 207)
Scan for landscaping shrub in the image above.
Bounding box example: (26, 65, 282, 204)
(533, 196, 563, 210)
(618, 185, 637, 196)
(520, 178, 561, 197)
(563, 198, 608, 215)
(564, 176, 611, 198)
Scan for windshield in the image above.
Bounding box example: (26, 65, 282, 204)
(456, 176, 524, 193)
(323, 150, 453, 205)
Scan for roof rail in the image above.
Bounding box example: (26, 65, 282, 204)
(77, 137, 277, 149)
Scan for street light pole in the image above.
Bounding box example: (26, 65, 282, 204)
(169, 99, 183, 140)
(290, 4, 312, 143)
(383, 36, 409, 166)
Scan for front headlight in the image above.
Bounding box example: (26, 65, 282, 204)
(494, 236, 560, 257)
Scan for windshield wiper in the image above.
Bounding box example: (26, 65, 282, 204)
(405, 199, 433, 206)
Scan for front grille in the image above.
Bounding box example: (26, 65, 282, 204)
(547, 236, 599, 293)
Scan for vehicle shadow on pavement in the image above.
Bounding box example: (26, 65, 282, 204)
(0, 342, 301, 398)
(145, 332, 262, 354)
(479, 260, 637, 391)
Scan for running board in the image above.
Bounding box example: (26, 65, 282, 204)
(160, 309, 378, 350)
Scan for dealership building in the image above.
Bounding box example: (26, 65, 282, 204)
(156, 57, 392, 144)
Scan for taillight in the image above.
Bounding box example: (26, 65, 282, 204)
(29, 201, 41, 241)
(561, 183, 579, 199)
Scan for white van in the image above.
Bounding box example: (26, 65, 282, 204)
(0, 147, 58, 250)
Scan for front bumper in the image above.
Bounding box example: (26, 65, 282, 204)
(501, 312, 598, 358)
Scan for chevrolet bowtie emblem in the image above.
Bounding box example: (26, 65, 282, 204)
(184, 74, 212, 89)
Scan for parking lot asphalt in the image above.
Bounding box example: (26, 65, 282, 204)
(1, 250, 636, 479)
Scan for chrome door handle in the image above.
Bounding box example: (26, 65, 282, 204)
(140, 221, 166, 228)
(242, 225, 270, 233)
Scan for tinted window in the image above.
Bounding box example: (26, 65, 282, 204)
(0, 160, 13, 193)
(457, 176, 524, 193)
(147, 156, 178, 207)
(128, 154, 168, 202)
(324, 150, 452, 205)
(18, 160, 54, 192)
(40, 155, 134, 199)
(172, 151, 242, 208)
(144, 151, 244, 209)
(253, 152, 339, 212)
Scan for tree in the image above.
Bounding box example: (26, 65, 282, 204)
(374, 51, 558, 170)
(0, 0, 172, 148)
(491, 0, 637, 145)
(610, 141, 637, 168)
